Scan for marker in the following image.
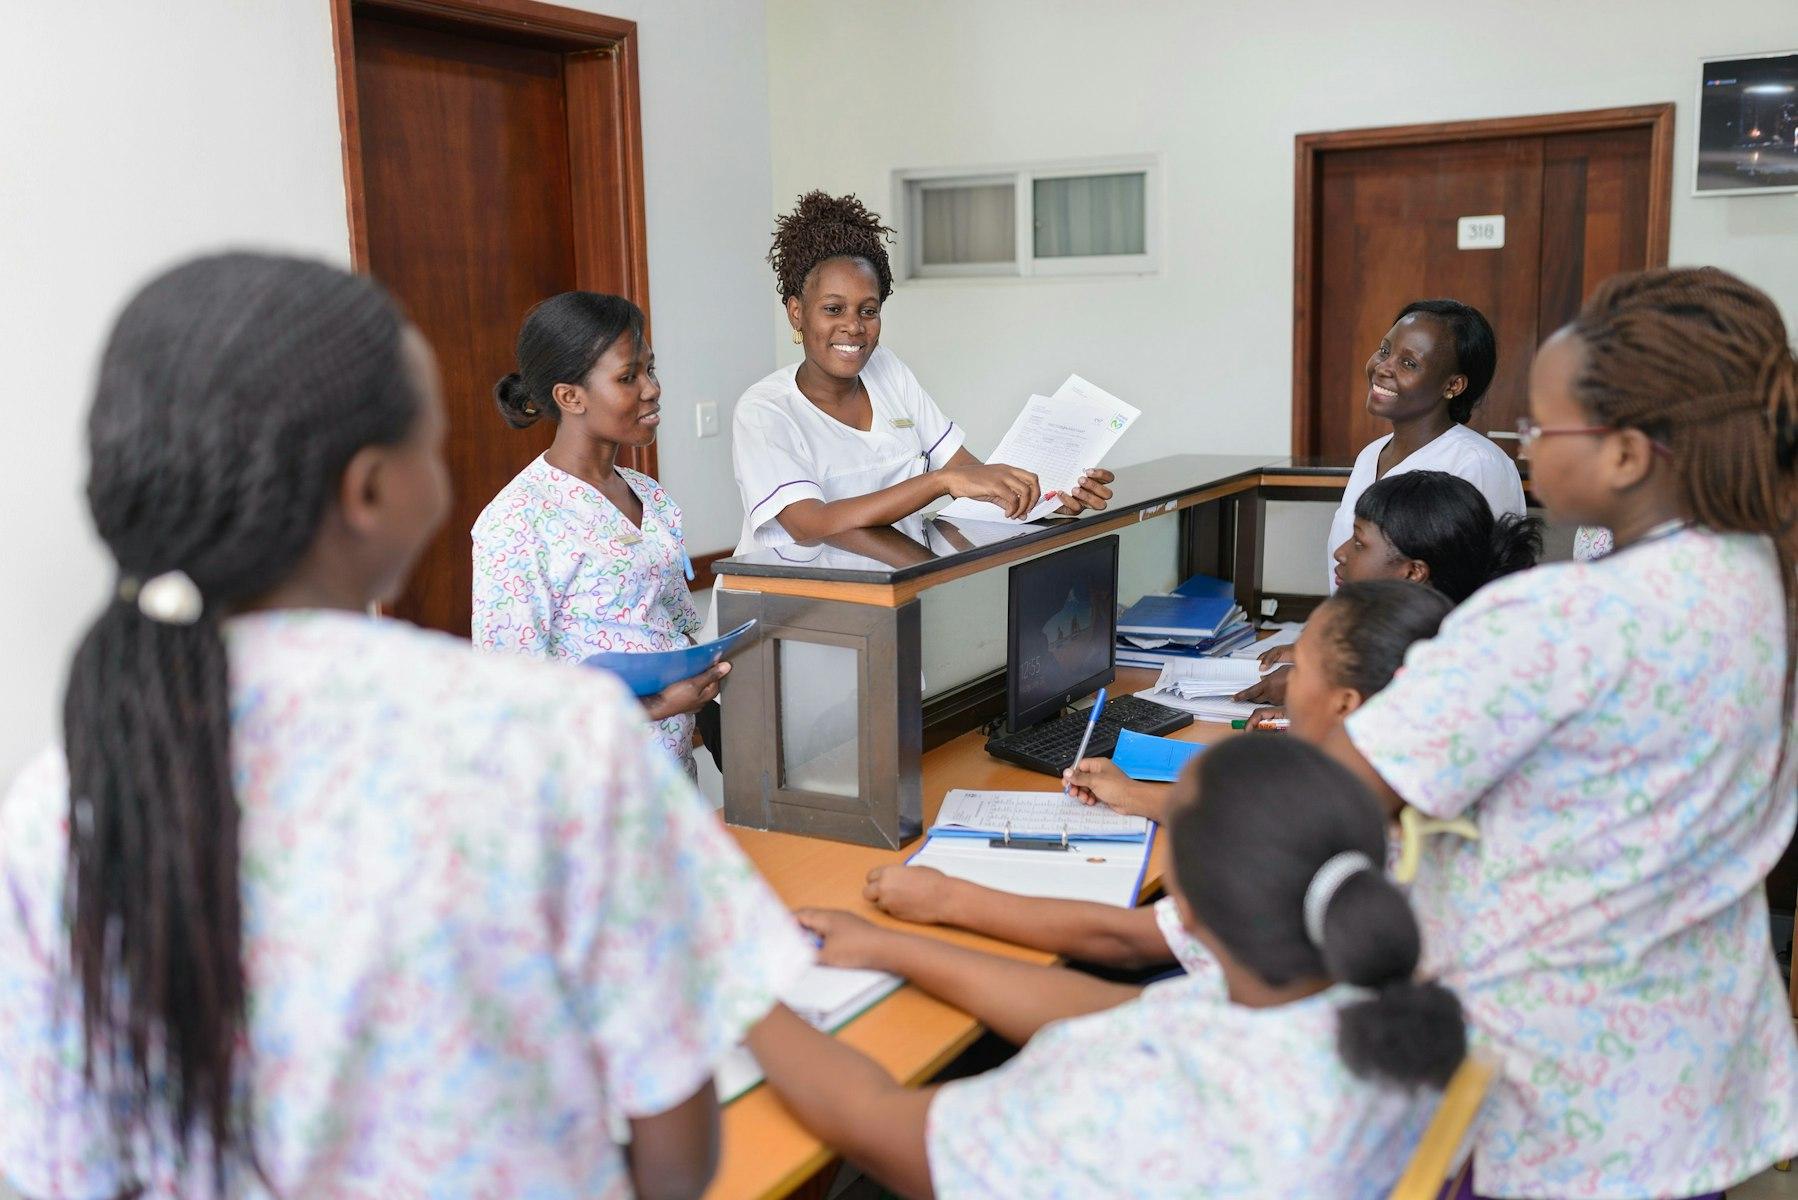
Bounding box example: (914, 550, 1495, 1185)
(1065, 688, 1108, 795)
(1231, 716, 1290, 731)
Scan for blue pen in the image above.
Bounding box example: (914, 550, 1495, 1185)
(1065, 687, 1108, 795)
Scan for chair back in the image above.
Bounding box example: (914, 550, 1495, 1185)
(1386, 1055, 1495, 1200)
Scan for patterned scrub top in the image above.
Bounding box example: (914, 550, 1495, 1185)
(928, 938, 1439, 1198)
(1346, 527, 1798, 1197)
(0, 610, 813, 1199)
(472, 457, 703, 774)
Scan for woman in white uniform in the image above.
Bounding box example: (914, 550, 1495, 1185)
(1238, 299, 1525, 708)
(732, 192, 1114, 555)
(1324, 299, 1524, 591)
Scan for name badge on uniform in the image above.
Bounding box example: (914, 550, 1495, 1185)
(889, 417, 915, 429)
(616, 533, 642, 548)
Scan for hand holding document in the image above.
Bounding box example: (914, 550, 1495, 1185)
(939, 374, 1140, 524)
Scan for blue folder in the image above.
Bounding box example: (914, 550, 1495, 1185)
(1171, 573, 1235, 601)
(1110, 728, 1206, 782)
(1116, 593, 1239, 638)
(581, 620, 758, 698)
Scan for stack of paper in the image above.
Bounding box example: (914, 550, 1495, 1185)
(1134, 659, 1271, 723)
(938, 374, 1140, 525)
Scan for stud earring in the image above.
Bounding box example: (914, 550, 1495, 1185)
(792, 329, 803, 344)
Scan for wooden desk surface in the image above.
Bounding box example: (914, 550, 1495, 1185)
(706, 667, 1237, 1200)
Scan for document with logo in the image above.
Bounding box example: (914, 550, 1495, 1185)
(939, 374, 1140, 524)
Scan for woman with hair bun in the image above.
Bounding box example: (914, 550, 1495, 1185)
(743, 735, 1464, 1198)
(1236, 299, 1524, 708)
(1333, 469, 1542, 604)
(1324, 299, 1524, 593)
(732, 191, 1114, 554)
(473, 292, 723, 777)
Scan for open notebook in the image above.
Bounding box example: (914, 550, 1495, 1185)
(715, 964, 901, 1103)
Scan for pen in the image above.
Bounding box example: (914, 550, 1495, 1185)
(1230, 716, 1290, 731)
(1065, 687, 1108, 795)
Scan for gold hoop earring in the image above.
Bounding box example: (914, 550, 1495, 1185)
(792, 329, 803, 345)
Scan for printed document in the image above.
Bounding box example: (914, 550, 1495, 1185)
(939, 374, 1141, 523)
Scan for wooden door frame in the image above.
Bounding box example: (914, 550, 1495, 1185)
(1291, 103, 1675, 457)
(328, 0, 657, 477)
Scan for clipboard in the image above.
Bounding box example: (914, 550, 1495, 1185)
(580, 619, 758, 698)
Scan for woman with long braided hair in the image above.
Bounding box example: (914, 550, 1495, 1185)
(730, 191, 1115, 554)
(0, 253, 811, 1197)
(1321, 265, 1798, 1198)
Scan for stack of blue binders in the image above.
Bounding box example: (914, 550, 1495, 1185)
(1115, 574, 1255, 668)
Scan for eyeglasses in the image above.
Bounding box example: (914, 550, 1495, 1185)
(1513, 418, 1673, 458)
(1514, 418, 1614, 453)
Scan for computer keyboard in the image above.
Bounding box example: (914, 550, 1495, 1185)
(984, 694, 1194, 777)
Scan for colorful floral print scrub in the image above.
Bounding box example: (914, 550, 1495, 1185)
(927, 932, 1440, 1198)
(1346, 526, 1798, 1197)
(473, 457, 704, 774)
(0, 610, 813, 1199)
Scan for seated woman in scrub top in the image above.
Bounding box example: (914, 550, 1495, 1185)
(731, 191, 1115, 555)
(1237, 298, 1524, 706)
(473, 292, 724, 778)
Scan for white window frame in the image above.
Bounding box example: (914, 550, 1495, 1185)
(895, 154, 1161, 281)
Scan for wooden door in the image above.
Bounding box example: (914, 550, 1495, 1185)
(1294, 106, 1672, 460)
(332, 0, 651, 637)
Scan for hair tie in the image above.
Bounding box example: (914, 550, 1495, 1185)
(119, 570, 204, 625)
(1303, 850, 1373, 949)
(1394, 806, 1481, 884)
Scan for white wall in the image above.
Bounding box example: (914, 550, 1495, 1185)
(0, 0, 774, 780)
(766, 0, 1798, 597)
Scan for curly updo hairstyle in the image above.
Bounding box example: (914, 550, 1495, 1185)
(768, 191, 896, 303)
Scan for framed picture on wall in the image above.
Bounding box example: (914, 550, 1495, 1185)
(1695, 49, 1798, 195)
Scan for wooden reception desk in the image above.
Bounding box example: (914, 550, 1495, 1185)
(703, 454, 1371, 1199)
(711, 454, 1354, 849)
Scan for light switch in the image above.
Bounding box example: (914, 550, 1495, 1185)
(696, 401, 720, 439)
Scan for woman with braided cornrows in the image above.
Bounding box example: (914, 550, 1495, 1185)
(731, 191, 1114, 553)
(1321, 266, 1798, 1199)
(0, 254, 811, 1197)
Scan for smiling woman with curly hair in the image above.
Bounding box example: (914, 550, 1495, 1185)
(729, 190, 1116, 554)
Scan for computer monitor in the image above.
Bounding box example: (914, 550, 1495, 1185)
(1005, 535, 1119, 732)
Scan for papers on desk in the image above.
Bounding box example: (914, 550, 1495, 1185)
(1229, 623, 1303, 659)
(907, 789, 1155, 911)
(932, 789, 1150, 842)
(910, 825, 1155, 908)
(1135, 659, 1268, 723)
(715, 964, 902, 1103)
(938, 374, 1140, 524)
